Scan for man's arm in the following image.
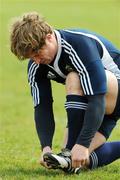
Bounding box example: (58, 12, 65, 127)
(76, 94, 106, 147)
(34, 95, 55, 150)
(68, 33, 107, 147)
(66, 33, 107, 167)
(35, 93, 55, 168)
(28, 61, 55, 150)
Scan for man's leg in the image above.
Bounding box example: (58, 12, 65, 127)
(89, 141, 120, 169)
(65, 72, 88, 150)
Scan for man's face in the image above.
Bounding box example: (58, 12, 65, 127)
(29, 33, 57, 64)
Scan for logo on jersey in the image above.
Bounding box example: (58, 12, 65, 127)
(65, 65, 74, 72)
(47, 71, 56, 79)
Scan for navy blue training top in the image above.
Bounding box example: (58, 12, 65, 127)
(27, 29, 120, 148)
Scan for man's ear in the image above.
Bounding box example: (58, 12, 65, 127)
(46, 33, 53, 41)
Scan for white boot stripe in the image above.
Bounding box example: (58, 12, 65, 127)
(51, 154, 68, 168)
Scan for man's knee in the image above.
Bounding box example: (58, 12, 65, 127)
(84, 132, 106, 168)
(65, 72, 84, 95)
(89, 132, 106, 154)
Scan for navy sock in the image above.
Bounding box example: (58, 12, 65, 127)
(65, 95, 88, 150)
(89, 141, 120, 169)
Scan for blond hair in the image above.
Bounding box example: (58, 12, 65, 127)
(10, 12, 53, 60)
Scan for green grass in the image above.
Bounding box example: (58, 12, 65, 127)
(0, 0, 120, 179)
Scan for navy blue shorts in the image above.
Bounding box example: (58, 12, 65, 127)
(98, 79, 120, 139)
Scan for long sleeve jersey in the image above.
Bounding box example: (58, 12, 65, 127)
(28, 29, 120, 149)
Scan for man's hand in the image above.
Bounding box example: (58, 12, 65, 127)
(71, 144, 89, 168)
(39, 146, 52, 169)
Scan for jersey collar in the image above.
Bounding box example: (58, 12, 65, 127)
(54, 30, 62, 64)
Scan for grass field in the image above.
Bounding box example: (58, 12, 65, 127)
(0, 0, 120, 179)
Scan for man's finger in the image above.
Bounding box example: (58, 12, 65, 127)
(81, 159, 86, 166)
(72, 160, 81, 168)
